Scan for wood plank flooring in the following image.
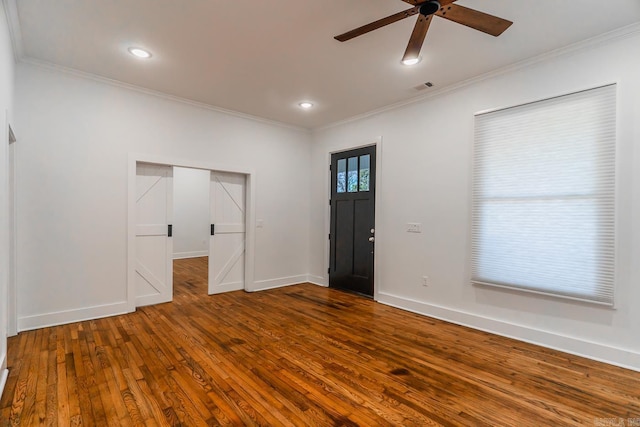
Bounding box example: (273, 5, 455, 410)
(2, 256, 639, 426)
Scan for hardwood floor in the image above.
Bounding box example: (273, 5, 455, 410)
(2, 257, 639, 426)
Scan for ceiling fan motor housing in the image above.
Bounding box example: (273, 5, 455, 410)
(420, 1, 441, 16)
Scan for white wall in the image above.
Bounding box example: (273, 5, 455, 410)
(0, 0, 14, 395)
(173, 166, 209, 259)
(311, 29, 640, 371)
(14, 63, 312, 330)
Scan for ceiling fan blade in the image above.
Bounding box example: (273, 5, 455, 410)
(436, 4, 512, 36)
(400, 0, 456, 5)
(335, 6, 420, 42)
(402, 14, 432, 62)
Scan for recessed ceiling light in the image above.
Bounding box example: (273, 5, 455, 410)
(299, 102, 314, 109)
(402, 57, 421, 66)
(128, 47, 152, 59)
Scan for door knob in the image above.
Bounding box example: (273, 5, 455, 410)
(370, 228, 375, 234)
(368, 237, 375, 242)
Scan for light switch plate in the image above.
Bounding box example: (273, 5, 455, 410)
(407, 223, 422, 233)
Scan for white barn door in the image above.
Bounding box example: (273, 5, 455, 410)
(209, 171, 246, 294)
(135, 163, 173, 306)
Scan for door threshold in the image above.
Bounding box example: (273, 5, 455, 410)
(329, 286, 373, 299)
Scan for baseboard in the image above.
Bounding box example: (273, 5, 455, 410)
(306, 275, 328, 287)
(0, 368, 7, 401)
(173, 251, 208, 260)
(17, 301, 130, 332)
(378, 292, 640, 373)
(0, 351, 8, 400)
(249, 275, 310, 292)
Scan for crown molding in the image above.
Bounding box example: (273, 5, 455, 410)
(3, 0, 23, 61)
(314, 21, 640, 133)
(6, 0, 639, 134)
(19, 56, 310, 134)
(4, 0, 307, 132)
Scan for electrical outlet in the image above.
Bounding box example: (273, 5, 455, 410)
(407, 223, 422, 233)
(422, 276, 430, 287)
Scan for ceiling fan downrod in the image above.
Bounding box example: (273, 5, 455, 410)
(419, 1, 441, 16)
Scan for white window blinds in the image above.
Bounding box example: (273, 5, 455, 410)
(472, 84, 616, 306)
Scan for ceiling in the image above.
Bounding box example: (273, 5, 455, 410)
(9, 0, 640, 129)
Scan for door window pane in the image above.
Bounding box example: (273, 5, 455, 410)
(347, 157, 358, 192)
(337, 159, 346, 193)
(359, 154, 370, 191)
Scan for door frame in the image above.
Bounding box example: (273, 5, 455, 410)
(127, 153, 256, 312)
(324, 137, 383, 301)
(7, 118, 17, 337)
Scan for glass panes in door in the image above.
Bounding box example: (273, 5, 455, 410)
(337, 159, 346, 193)
(347, 157, 358, 192)
(335, 153, 372, 193)
(359, 154, 370, 191)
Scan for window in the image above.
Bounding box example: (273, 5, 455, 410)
(336, 155, 371, 193)
(359, 154, 370, 191)
(347, 157, 358, 192)
(472, 85, 616, 305)
(337, 159, 346, 193)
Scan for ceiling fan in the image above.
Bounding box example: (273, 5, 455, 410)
(334, 0, 513, 63)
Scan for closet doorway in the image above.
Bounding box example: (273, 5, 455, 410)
(172, 167, 210, 299)
(128, 155, 254, 310)
(172, 168, 246, 299)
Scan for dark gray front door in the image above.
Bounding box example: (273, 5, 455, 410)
(329, 146, 376, 296)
